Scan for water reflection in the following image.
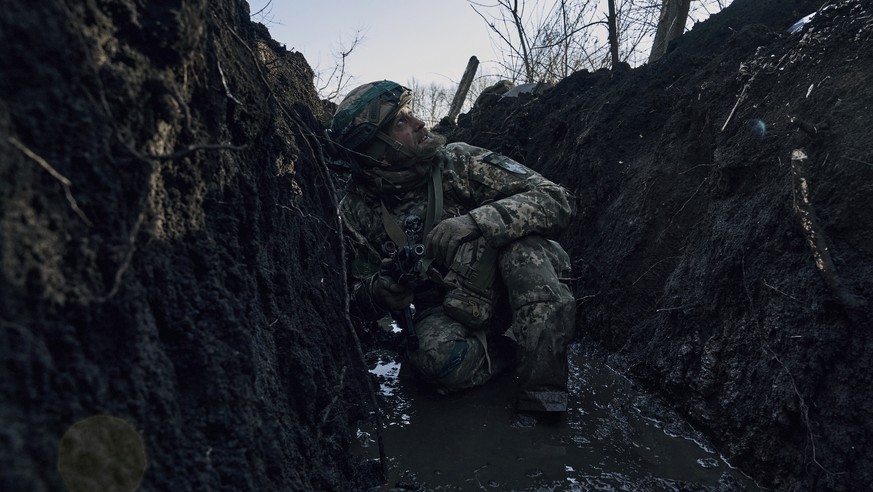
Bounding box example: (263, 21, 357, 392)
(358, 343, 757, 491)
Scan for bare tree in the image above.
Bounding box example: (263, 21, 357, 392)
(470, 0, 606, 82)
(249, 0, 275, 24)
(607, 0, 620, 68)
(315, 29, 366, 102)
(508, 0, 535, 81)
(470, 0, 732, 81)
(648, 0, 693, 62)
(407, 79, 453, 127)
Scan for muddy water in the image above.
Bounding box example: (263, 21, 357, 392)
(356, 343, 758, 491)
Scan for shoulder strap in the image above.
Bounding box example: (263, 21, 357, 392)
(380, 163, 445, 248)
(381, 201, 409, 247)
(424, 163, 444, 237)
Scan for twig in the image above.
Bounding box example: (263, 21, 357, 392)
(217, 60, 243, 105)
(762, 344, 837, 476)
(762, 280, 800, 302)
(772, 52, 790, 71)
(721, 83, 749, 132)
(840, 155, 873, 168)
(214, 13, 322, 165)
(663, 177, 708, 233)
(632, 256, 683, 285)
(96, 208, 147, 302)
(119, 137, 247, 162)
(678, 163, 714, 175)
(656, 304, 698, 312)
(574, 292, 598, 305)
(741, 254, 753, 308)
(250, 0, 273, 19)
(320, 366, 346, 426)
(8, 137, 94, 227)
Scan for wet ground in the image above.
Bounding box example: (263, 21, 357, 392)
(356, 343, 760, 491)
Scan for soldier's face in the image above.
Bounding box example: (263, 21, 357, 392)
(386, 107, 442, 160)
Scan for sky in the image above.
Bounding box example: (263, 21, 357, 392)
(247, 0, 499, 97)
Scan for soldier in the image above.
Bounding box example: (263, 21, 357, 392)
(327, 80, 576, 414)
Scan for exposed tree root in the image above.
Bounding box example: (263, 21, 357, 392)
(790, 149, 864, 309)
(8, 137, 94, 227)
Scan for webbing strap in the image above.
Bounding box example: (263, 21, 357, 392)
(419, 164, 445, 281)
(424, 164, 444, 237)
(380, 165, 446, 285)
(381, 201, 409, 247)
(470, 246, 498, 293)
(380, 164, 444, 248)
(474, 331, 492, 374)
(375, 131, 414, 158)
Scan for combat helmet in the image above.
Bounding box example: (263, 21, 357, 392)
(326, 80, 415, 168)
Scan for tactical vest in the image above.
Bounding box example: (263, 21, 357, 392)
(378, 162, 500, 330)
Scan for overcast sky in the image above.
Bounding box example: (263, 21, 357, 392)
(248, 0, 499, 95)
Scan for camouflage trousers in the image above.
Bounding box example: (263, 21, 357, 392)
(406, 235, 576, 410)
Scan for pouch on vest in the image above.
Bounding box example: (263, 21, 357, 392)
(442, 236, 499, 330)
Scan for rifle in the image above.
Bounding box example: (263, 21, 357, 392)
(380, 216, 427, 351)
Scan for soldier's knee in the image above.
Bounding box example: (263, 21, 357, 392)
(434, 339, 469, 379)
(407, 338, 467, 386)
(408, 333, 493, 390)
(499, 236, 573, 307)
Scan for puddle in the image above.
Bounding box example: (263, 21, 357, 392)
(356, 343, 758, 491)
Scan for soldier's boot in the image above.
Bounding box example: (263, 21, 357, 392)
(512, 298, 575, 413)
(497, 236, 576, 413)
(485, 334, 518, 378)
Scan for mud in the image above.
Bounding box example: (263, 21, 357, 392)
(360, 343, 757, 491)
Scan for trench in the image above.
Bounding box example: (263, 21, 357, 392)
(355, 343, 759, 491)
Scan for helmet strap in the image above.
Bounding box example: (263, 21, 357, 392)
(374, 131, 415, 159)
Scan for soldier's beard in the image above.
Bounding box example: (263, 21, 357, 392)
(414, 130, 447, 159)
(361, 130, 447, 195)
(385, 130, 447, 169)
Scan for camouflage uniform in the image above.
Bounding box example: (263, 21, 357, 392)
(341, 142, 576, 411)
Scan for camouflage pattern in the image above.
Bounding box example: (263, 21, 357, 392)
(407, 309, 492, 389)
(340, 142, 576, 409)
(499, 236, 575, 411)
(328, 80, 413, 154)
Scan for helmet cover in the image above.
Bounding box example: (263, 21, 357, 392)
(329, 80, 413, 153)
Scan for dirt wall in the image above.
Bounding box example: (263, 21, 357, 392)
(1, 1, 372, 490)
(452, 0, 871, 489)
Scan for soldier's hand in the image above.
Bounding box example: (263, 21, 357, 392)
(426, 214, 482, 266)
(371, 274, 414, 311)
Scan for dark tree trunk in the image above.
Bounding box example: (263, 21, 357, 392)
(649, 0, 693, 62)
(607, 0, 621, 69)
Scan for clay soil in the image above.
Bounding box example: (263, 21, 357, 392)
(1, 0, 871, 491)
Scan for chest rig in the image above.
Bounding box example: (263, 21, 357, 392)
(380, 164, 500, 331)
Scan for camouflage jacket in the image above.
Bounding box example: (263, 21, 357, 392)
(339, 142, 573, 321)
